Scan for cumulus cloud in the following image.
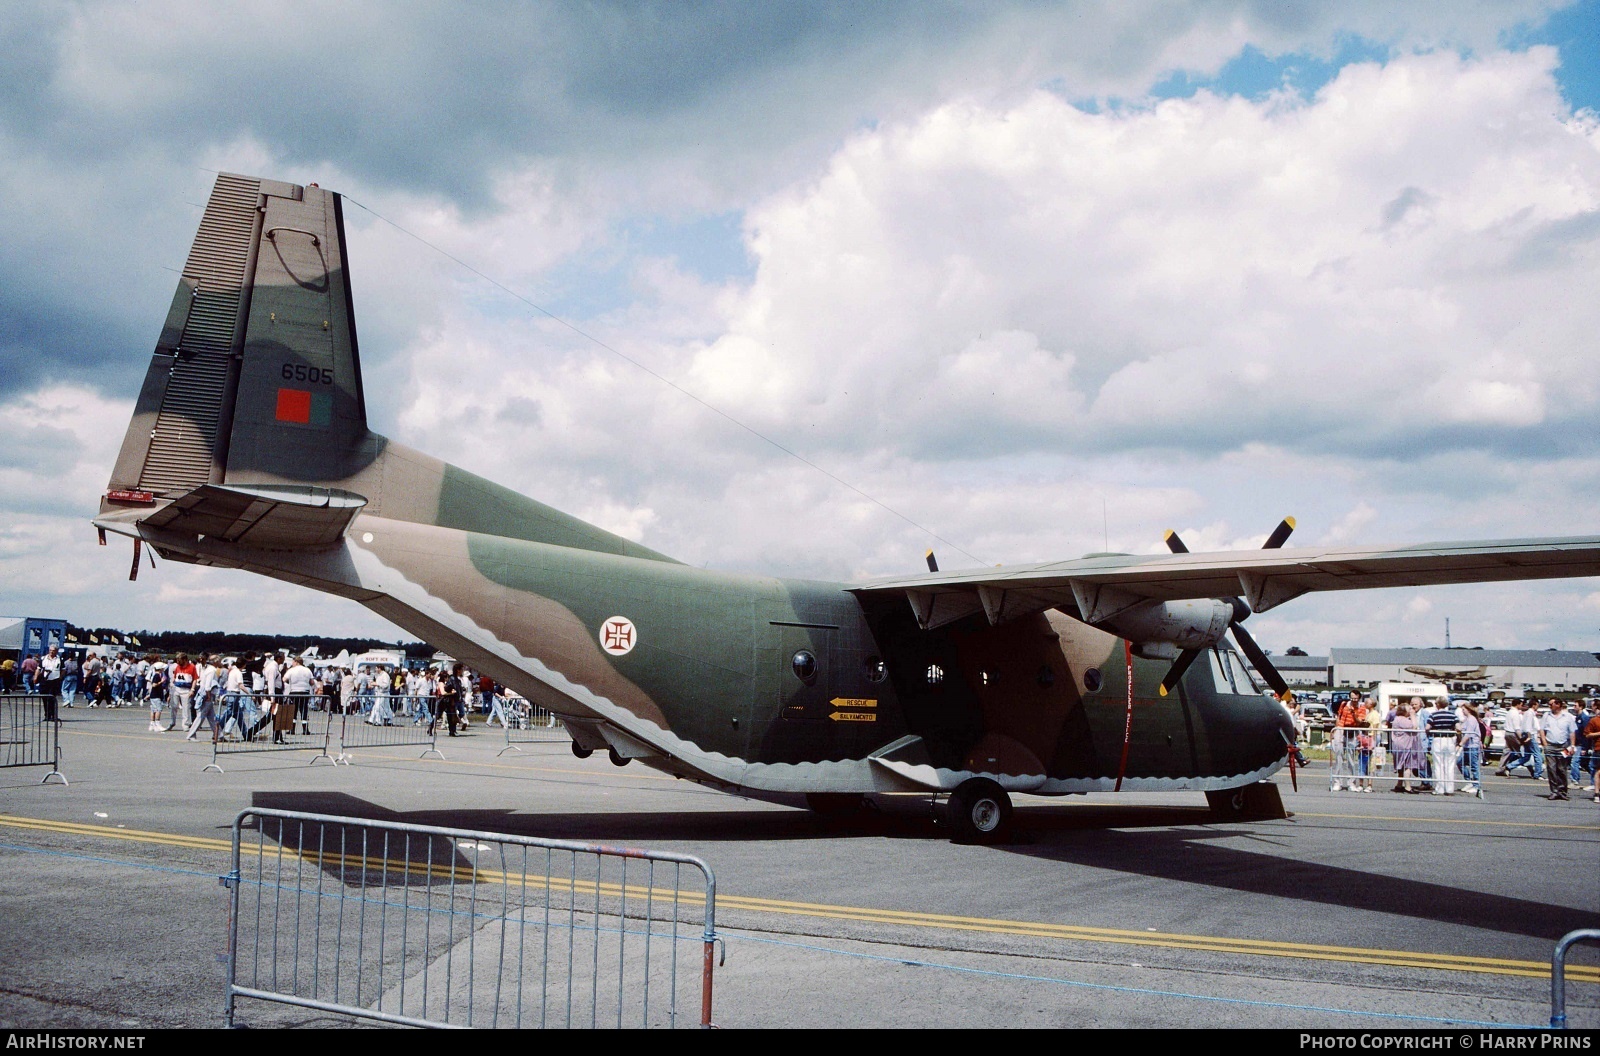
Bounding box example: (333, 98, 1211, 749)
(4, 2, 1598, 655)
(384, 46, 1600, 668)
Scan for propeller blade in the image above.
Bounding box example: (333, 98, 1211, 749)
(1162, 529, 1188, 554)
(1230, 622, 1290, 700)
(1158, 648, 1202, 697)
(1262, 516, 1296, 550)
(925, 550, 939, 573)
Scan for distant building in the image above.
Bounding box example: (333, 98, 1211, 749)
(1328, 648, 1600, 692)
(1274, 654, 1330, 686)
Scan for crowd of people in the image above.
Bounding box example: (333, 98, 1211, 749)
(4, 647, 537, 745)
(1315, 692, 1599, 803)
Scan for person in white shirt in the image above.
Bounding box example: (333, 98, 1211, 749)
(367, 667, 395, 725)
(1538, 699, 1578, 801)
(276, 657, 314, 744)
(340, 669, 358, 714)
(1497, 701, 1544, 779)
(185, 655, 223, 740)
(261, 653, 281, 707)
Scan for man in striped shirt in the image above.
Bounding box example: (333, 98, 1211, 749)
(1424, 702, 1460, 795)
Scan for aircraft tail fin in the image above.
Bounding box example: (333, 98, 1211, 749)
(106, 173, 370, 504)
(102, 173, 679, 565)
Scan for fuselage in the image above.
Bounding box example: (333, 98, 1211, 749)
(124, 475, 1294, 799)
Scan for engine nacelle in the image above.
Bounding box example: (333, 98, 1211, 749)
(1098, 598, 1236, 651)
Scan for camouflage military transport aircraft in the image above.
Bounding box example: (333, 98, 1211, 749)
(95, 174, 1600, 842)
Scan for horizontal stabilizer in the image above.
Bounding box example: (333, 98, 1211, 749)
(129, 483, 366, 549)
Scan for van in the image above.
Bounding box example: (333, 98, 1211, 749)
(1371, 681, 1451, 716)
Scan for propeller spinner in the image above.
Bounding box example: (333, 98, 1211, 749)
(1157, 518, 1296, 700)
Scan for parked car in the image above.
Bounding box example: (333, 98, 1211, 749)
(1298, 702, 1337, 730)
(1483, 712, 1506, 760)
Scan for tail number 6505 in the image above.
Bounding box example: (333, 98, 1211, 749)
(281, 364, 334, 384)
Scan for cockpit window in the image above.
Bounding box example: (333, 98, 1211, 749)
(1209, 646, 1262, 694)
(1228, 649, 1263, 693)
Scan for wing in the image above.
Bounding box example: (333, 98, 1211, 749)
(852, 535, 1600, 630)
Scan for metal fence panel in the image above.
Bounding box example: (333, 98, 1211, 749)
(497, 698, 568, 756)
(203, 694, 337, 773)
(1326, 726, 1487, 795)
(335, 696, 444, 762)
(225, 809, 717, 1028)
(0, 694, 67, 784)
(1551, 929, 1600, 1029)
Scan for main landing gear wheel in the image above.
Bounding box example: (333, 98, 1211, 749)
(608, 746, 630, 767)
(570, 742, 593, 759)
(944, 778, 1012, 844)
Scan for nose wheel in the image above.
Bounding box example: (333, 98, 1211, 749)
(944, 779, 1012, 844)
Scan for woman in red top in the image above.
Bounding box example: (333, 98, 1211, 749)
(168, 654, 198, 732)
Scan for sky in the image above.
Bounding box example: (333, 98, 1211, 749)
(1, 0, 1598, 656)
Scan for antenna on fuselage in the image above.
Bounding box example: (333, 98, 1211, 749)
(925, 550, 939, 573)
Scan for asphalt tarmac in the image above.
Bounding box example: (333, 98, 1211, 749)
(0, 705, 1595, 1029)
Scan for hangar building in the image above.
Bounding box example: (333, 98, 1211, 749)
(1328, 648, 1600, 693)
(1273, 654, 1331, 686)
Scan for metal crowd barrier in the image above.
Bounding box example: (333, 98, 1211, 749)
(0, 693, 67, 785)
(1551, 929, 1600, 1029)
(224, 808, 719, 1029)
(204, 694, 337, 773)
(336, 696, 445, 763)
(1324, 726, 1496, 795)
(497, 698, 568, 757)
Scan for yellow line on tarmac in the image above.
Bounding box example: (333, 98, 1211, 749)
(0, 813, 231, 853)
(2, 812, 1594, 985)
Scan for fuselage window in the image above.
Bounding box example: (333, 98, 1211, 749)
(926, 663, 944, 685)
(865, 656, 887, 683)
(792, 650, 817, 683)
(1037, 665, 1055, 687)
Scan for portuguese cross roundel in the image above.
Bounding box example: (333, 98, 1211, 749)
(599, 616, 638, 656)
